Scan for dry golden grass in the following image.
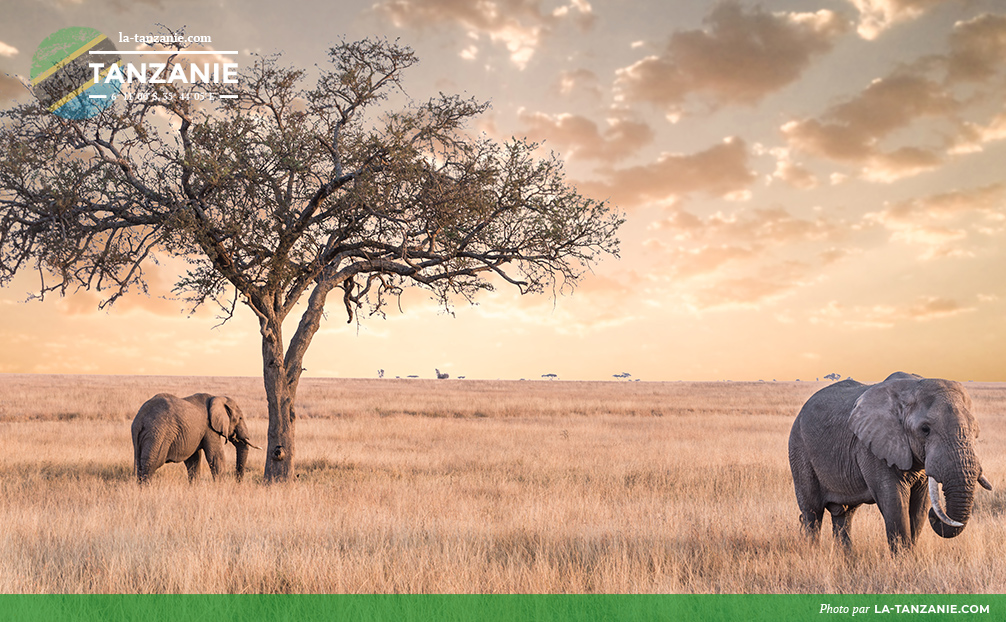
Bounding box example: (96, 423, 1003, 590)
(1, 374, 1004, 593)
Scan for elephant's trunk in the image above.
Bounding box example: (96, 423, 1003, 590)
(928, 474, 976, 539)
(233, 419, 252, 482)
(235, 441, 249, 482)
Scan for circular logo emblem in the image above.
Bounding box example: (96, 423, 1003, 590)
(31, 27, 122, 119)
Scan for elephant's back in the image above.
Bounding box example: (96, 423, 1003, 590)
(790, 380, 868, 446)
(131, 393, 185, 440)
(795, 380, 867, 422)
(134, 393, 178, 421)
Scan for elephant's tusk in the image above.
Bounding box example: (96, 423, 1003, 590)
(230, 436, 262, 450)
(979, 474, 993, 491)
(929, 477, 964, 528)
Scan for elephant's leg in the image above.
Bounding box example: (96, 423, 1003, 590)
(863, 470, 915, 552)
(908, 478, 930, 544)
(136, 456, 150, 484)
(799, 508, 824, 540)
(790, 452, 824, 540)
(878, 496, 913, 552)
(137, 439, 169, 484)
(203, 438, 225, 480)
(184, 451, 203, 482)
(828, 503, 858, 550)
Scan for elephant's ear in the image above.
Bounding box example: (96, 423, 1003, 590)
(208, 396, 234, 438)
(850, 380, 916, 470)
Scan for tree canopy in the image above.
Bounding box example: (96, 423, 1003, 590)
(0, 37, 623, 482)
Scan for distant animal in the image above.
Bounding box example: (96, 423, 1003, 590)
(789, 372, 992, 552)
(131, 393, 260, 483)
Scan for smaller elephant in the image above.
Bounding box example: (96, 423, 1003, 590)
(131, 393, 260, 483)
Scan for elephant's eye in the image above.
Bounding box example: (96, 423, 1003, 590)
(920, 424, 931, 436)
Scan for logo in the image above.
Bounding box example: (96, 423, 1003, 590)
(30, 27, 239, 119)
(31, 26, 122, 120)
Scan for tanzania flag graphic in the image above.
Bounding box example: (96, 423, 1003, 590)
(31, 27, 121, 119)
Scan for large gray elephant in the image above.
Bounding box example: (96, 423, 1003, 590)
(788, 372, 992, 552)
(131, 393, 259, 483)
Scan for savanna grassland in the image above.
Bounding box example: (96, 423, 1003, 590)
(1, 374, 1005, 594)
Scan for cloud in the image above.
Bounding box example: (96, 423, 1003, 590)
(459, 44, 479, 61)
(375, 0, 594, 69)
(650, 205, 843, 245)
(554, 68, 602, 99)
(904, 296, 975, 320)
(847, 0, 956, 40)
(517, 110, 654, 162)
(757, 145, 818, 189)
(937, 12, 1006, 152)
(784, 13, 1006, 174)
(947, 13, 1006, 82)
(782, 71, 956, 181)
(582, 137, 756, 208)
(643, 205, 847, 310)
(811, 295, 976, 329)
(877, 183, 1006, 222)
(865, 183, 1006, 258)
(887, 225, 969, 259)
(862, 147, 944, 183)
(614, 2, 848, 118)
(466, 270, 643, 337)
(953, 110, 1006, 154)
(773, 160, 817, 189)
(686, 267, 809, 311)
(0, 41, 17, 57)
(643, 238, 756, 280)
(0, 73, 25, 101)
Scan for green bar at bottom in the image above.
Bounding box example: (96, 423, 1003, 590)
(0, 594, 1002, 622)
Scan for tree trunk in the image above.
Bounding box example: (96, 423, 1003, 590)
(261, 311, 296, 483)
(256, 279, 339, 483)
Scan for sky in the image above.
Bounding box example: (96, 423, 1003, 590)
(1, 0, 1005, 382)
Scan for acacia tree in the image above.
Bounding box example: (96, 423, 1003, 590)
(0, 38, 622, 482)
